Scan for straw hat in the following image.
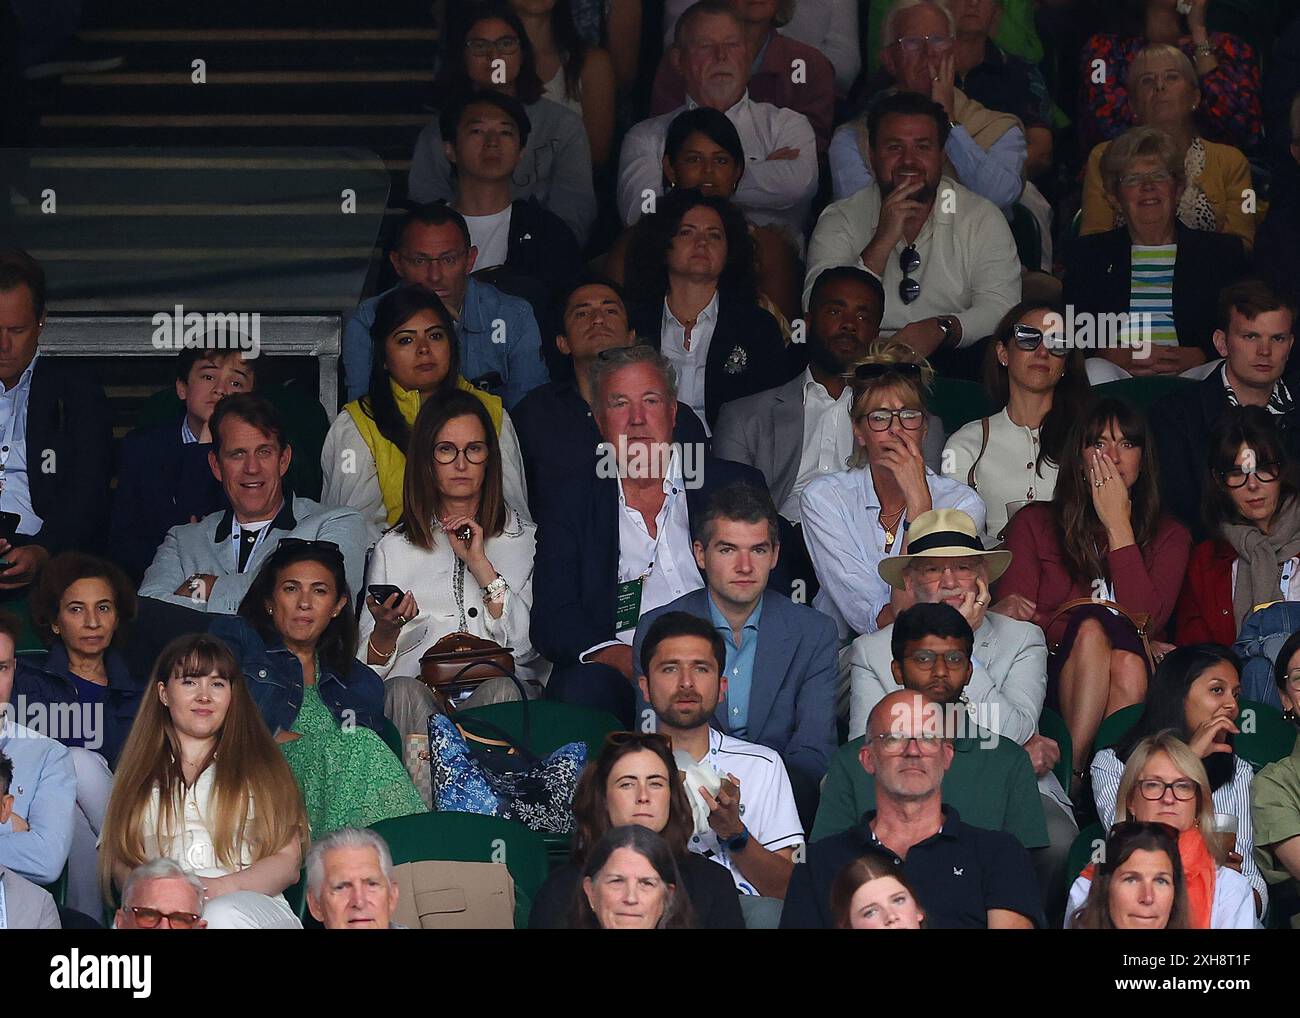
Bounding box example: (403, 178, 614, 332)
(877, 509, 1012, 590)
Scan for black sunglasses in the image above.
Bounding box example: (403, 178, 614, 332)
(851, 361, 924, 382)
(898, 245, 921, 305)
(276, 538, 343, 559)
(1011, 323, 1068, 357)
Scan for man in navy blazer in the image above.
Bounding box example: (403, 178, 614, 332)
(632, 482, 837, 824)
(532, 345, 768, 726)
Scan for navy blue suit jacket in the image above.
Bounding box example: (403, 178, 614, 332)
(530, 456, 768, 667)
(632, 588, 838, 789)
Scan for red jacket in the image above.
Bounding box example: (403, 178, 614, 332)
(1174, 539, 1237, 646)
(994, 502, 1192, 641)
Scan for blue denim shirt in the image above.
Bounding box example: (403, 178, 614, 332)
(12, 643, 144, 769)
(207, 615, 385, 737)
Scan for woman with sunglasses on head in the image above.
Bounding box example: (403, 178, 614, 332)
(801, 341, 986, 640)
(100, 634, 308, 929)
(359, 390, 540, 738)
(410, 3, 596, 246)
(1070, 730, 1255, 928)
(996, 397, 1191, 779)
(1092, 645, 1266, 918)
(1175, 408, 1300, 651)
(943, 300, 1090, 546)
(208, 540, 426, 836)
(1068, 819, 1192, 930)
(624, 187, 791, 433)
(1250, 631, 1300, 916)
(529, 731, 744, 929)
(322, 285, 530, 546)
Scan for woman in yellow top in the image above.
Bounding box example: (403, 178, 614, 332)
(1080, 43, 1253, 250)
(321, 286, 530, 544)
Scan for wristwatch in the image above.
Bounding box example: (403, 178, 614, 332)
(723, 827, 751, 854)
(936, 316, 958, 349)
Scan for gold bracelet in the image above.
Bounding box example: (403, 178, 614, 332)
(367, 635, 395, 660)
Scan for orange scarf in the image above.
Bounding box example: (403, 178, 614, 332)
(1081, 828, 1216, 929)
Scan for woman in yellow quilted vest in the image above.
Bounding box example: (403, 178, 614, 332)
(321, 286, 531, 546)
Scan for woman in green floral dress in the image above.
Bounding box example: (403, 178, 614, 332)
(210, 540, 426, 837)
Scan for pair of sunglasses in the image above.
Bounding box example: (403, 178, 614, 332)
(1011, 323, 1068, 356)
(898, 245, 921, 305)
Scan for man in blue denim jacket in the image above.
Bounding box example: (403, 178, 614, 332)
(340, 205, 550, 409)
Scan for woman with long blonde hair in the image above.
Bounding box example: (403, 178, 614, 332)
(99, 633, 308, 929)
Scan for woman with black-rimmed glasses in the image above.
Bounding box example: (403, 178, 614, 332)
(943, 300, 1090, 546)
(357, 389, 540, 737)
(529, 731, 744, 929)
(1176, 407, 1300, 649)
(800, 340, 986, 640)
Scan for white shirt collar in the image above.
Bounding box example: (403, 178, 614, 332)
(802, 366, 851, 403)
(685, 90, 751, 116)
(0, 350, 39, 398)
(664, 290, 720, 330)
(615, 443, 684, 504)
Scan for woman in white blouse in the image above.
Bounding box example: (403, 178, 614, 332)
(1069, 731, 1256, 929)
(800, 341, 986, 640)
(99, 633, 307, 929)
(360, 389, 540, 736)
(1091, 644, 1266, 918)
(943, 300, 1090, 545)
(321, 286, 530, 546)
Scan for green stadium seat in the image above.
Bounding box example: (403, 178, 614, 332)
(369, 811, 549, 929)
(1234, 699, 1297, 772)
(1093, 703, 1144, 754)
(379, 717, 404, 761)
(929, 377, 996, 436)
(1062, 821, 1106, 918)
(1093, 375, 1193, 411)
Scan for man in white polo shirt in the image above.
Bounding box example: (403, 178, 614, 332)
(639, 611, 803, 898)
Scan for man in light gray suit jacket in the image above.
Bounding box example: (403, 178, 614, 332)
(632, 483, 837, 825)
(139, 394, 369, 615)
(712, 267, 944, 599)
(843, 508, 1076, 917)
(0, 750, 60, 929)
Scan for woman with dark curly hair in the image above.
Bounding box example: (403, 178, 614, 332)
(528, 731, 743, 929)
(13, 552, 145, 915)
(625, 187, 790, 431)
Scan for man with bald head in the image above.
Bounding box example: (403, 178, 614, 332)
(781, 688, 1044, 928)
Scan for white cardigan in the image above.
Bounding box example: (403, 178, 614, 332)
(942, 408, 1058, 546)
(1065, 868, 1257, 929)
(320, 409, 531, 547)
(357, 509, 543, 684)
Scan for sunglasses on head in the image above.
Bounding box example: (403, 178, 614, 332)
(1107, 819, 1181, 842)
(851, 361, 923, 382)
(898, 245, 921, 305)
(1011, 323, 1068, 356)
(605, 731, 673, 753)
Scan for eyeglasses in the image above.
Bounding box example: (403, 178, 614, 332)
(1135, 778, 1199, 802)
(126, 906, 203, 929)
(873, 732, 946, 754)
(911, 561, 978, 580)
(276, 538, 343, 558)
(852, 361, 924, 383)
(1011, 323, 1069, 357)
(894, 34, 954, 53)
(859, 408, 925, 431)
(395, 250, 464, 271)
(1217, 462, 1280, 488)
(1284, 670, 1300, 691)
(466, 35, 520, 57)
(605, 731, 674, 753)
(432, 441, 490, 465)
(904, 649, 970, 669)
(1107, 819, 1181, 842)
(1118, 170, 1173, 189)
(898, 245, 921, 305)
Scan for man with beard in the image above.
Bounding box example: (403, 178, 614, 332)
(804, 91, 1020, 369)
(511, 276, 707, 515)
(782, 687, 1043, 928)
(639, 611, 804, 898)
(714, 267, 944, 598)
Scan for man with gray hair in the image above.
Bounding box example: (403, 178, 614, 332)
(532, 344, 767, 726)
(114, 858, 208, 930)
(306, 828, 401, 930)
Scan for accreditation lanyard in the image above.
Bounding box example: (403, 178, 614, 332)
(614, 485, 679, 633)
(230, 522, 274, 573)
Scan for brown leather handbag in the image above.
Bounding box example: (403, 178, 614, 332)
(1043, 597, 1156, 672)
(418, 631, 515, 696)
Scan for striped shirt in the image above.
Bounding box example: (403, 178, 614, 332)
(1128, 244, 1179, 347)
(1091, 747, 1267, 914)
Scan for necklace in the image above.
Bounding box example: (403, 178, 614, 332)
(879, 506, 906, 549)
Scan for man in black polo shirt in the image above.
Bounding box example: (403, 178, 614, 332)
(781, 689, 1044, 929)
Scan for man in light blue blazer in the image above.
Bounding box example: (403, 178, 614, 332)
(633, 483, 838, 824)
(139, 393, 369, 615)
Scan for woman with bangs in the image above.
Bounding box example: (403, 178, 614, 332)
(942, 299, 1090, 546)
(800, 340, 986, 640)
(1175, 407, 1300, 651)
(1073, 727, 1257, 928)
(99, 634, 308, 929)
(1091, 645, 1266, 918)
(997, 397, 1191, 783)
